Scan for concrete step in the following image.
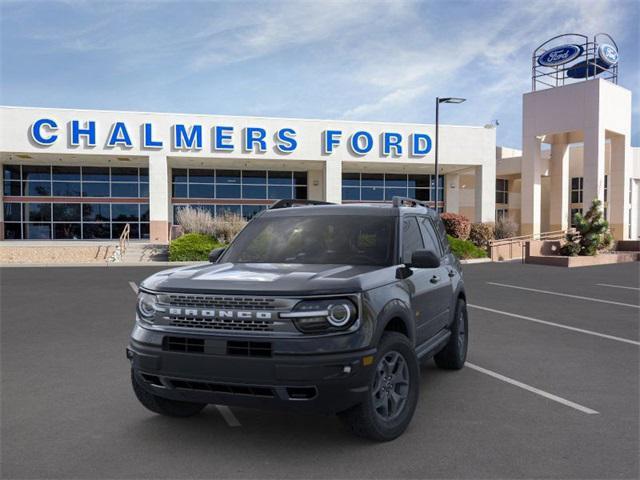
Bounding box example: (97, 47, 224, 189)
(121, 243, 168, 262)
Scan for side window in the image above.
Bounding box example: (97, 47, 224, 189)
(419, 217, 442, 256)
(433, 216, 450, 254)
(402, 216, 424, 263)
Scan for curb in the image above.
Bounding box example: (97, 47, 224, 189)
(0, 261, 204, 268)
(460, 258, 492, 264)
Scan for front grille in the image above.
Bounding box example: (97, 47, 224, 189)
(227, 341, 272, 357)
(168, 316, 274, 332)
(167, 294, 278, 310)
(163, 336, 205, 353)
(168, 379, 275, 397)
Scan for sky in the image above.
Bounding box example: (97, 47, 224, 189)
(1, 0, 638, 148)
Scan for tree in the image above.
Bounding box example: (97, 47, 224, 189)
(560, 199, 613, 256)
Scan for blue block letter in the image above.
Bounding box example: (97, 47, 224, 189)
(411, 133, 432, 156)
(107, 122, 133, 147)
(71, 120, 96, 146)
(275, 128, 297, 153)
(323, 130, 342, 154)
(214, 126, 234, 151)
(383, 132, 403, 156)
(350, 131, 373, 155)
(244, 127, 267, 152)
(173, 124, 203, 149)
(143, 123, 163, 148)
(30, 118, 58, 145)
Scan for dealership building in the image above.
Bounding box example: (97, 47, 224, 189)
(0, 34, 638, 245)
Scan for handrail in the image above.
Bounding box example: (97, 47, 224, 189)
(490, 228, 572, 247)
(119, 223, 131, 257)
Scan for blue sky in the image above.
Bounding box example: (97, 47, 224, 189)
(1, 0, 638, 148)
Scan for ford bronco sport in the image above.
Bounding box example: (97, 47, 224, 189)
(128, 197, 468, 441)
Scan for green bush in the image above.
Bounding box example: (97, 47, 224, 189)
(169, 233, 224, 261)
(440, 213, 471, 240)
(560, 199, 613, 256)
(447, 235, 487, 260)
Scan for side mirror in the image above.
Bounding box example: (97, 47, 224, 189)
(208, 247, 226, 263)
(408, 249, 440, 269)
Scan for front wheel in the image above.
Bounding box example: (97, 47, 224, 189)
(131, 370, 207, 417)
(338, 332, 419, 442)
(434, 298, 468, 370)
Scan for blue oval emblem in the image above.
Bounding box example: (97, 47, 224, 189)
(598, 44, 618, 66)
(538, 44, 583, 67)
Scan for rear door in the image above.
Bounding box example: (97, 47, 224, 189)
(400, 216, 443, 344)
(418, 216, 454, 332)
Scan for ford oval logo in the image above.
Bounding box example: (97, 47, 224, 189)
(538, 44, 583, 67)
(598, 44, 618, 66)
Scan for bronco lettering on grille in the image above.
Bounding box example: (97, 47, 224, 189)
(168, 308, 274, 320)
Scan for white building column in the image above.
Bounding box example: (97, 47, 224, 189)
(521, 135, 542, 236)
(474, 163, 495, 223)
(324, 160, 342, 203)
(549, 136, 570, 231)
(445, 173, 460, 214)
(148, 153, 170, 244)
(609, 133, 631, 240)
(582, 126, 606, 212)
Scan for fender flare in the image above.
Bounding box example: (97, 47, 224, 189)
(373, 298, 415, 346)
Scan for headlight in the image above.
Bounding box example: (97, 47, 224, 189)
(281, 298, 358, 333)
(137, 291, 158, 322)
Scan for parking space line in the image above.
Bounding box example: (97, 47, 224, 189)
(469, 304, 640, 346)
(466, 362, 599, 415)
(596, 283, 640, 291)
(216, 405, 241, 427)
(487, 282, 640, 309)
(129, 282, 138, 294)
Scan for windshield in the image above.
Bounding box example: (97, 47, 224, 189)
(223, 215, 397, 266)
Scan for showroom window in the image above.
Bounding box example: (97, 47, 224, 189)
(496, 179, 509, 204)
(342, 173, 444, 207)
(570, 177, 583, 204)
(171, 168, 307, 223)
(2, 164, 149, 240)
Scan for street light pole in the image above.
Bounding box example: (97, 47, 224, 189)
(434, 97, 466, 213)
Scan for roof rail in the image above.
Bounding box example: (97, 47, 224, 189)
(391, 196, 430, 209)
(269, 199, 335, 210)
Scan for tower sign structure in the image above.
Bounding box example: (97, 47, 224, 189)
(522, 33, 633, 240)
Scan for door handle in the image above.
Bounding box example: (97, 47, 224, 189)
(430, 275, 440, 284)
(448, 269, 455, 278)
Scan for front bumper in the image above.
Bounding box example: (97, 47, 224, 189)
(128, 325, 376, 414)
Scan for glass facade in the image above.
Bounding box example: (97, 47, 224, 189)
(496, 178, 509, 204)
(171, 168, 307, 223)
(342, 173, 444, 205)
(3, 165, 149, 240)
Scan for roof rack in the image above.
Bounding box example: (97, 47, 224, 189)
(391, 196, 431, 209)
(269, 199, 335, 210)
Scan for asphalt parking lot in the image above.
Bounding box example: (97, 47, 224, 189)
(1, 261, 638, 479)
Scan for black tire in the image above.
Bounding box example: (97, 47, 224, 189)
(131, 370, 207, 417)
(338, 332, 419, 442)
(434, 298, 468, 370)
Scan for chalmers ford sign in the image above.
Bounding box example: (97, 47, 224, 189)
(29, 118, 434, 157)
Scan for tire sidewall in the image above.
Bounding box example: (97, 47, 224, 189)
(364, 333, 420, 440)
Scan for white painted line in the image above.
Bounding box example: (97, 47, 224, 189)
(129, 281, 138, 294)
(466, 362, 599, 415)
(596, 283, 640, 291)
(487, 282, 640, 309)
(469, 304, 640, 346)
(216, 405, 241, 427)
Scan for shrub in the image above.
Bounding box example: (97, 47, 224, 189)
(560, 199, 613, 256)
(211, 212, 248, 244)
(440, 213, 471, 240)
(494, 217, 519, 239)
(469, 222, 495, 249)
(447, 235, 488, 260)
(169, 233, 223, 262)
(176, 207, 216, 235)
(176, 207, 247, 244)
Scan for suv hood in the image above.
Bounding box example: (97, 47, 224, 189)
(140, 262, 397, 295)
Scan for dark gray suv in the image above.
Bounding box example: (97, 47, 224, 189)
(128, 197, 468, 441)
